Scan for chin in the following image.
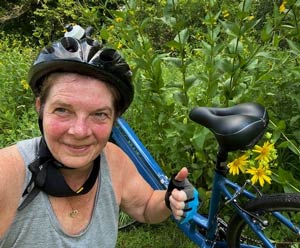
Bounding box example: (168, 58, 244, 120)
(58, 156, 94, 169)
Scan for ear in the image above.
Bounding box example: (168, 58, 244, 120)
(35, 97, 41, 113)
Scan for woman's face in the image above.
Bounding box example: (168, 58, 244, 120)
(36, 73, 115, 169)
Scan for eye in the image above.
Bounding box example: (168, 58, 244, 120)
(93, 111, 111, 121)
(91, 107, 113, 122)
(54, 107, 69, 115)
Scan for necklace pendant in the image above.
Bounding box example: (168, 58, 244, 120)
(69, 209, 79, 218)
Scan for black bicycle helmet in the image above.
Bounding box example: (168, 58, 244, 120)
(28, 25, 134, 114)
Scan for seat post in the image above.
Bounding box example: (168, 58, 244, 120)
(215, 147, 228, 175)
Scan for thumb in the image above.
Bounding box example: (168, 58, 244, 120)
(174, 167, 189, 181)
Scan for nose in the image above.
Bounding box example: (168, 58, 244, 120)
(68, 117, 92, 138)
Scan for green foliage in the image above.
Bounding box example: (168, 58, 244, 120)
(31, 0, 99, 44)
(97, 0, 300, 193)
(0, 0, 37, 40)
(0, 37, 39, 147)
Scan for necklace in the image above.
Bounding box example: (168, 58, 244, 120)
(68, 186, 84, 218)
(65, 180, 98, 218)
(69, 209, 79, 218)
(67, 195, 90, 218)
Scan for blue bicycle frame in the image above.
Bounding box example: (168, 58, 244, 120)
(111, 118, 300, 248)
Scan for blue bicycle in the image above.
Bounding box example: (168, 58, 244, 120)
(112, 102, 300, 247)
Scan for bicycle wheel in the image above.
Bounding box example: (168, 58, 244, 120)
(227, 193, 300, 247)
(118, 210, 138, 230)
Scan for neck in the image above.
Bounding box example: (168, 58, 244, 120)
(60, 163, 94, 191)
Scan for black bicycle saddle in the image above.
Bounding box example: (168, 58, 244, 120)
(189, 102, 269, 152)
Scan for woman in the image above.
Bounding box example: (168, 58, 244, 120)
(0, 26, 197, 247)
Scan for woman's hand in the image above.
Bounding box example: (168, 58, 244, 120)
(165, 167, 199, 223)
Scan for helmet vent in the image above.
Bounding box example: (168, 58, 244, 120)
(86, 37, 101, 48)
(100, 49, 119, 63)
(85, 38, 102, 62)
(42, 46, 55, 54)
(61, 37, 79, 53)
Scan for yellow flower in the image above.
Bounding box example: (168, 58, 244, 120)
(252, 141, 277, 163)
(108, 25, 114, 31)
(222, 10, 230, 18)
(117, 42, 123, 49)
(227, 154, 249, 176)
(115, 17, 123, 23)
(21, 79, 29, 90)
(279, 1, 287, 13)
(248, 15, 255, 21)
(246, 165, 272, 187)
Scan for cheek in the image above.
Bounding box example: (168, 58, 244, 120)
(43, 118, 68, 137)
(92, 124, 113, 140)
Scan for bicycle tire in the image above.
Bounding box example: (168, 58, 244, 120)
(118, 211, 138, 230)
(227, 193, 300, 247)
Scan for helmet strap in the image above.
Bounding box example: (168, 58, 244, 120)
(38, 117, 44, 135)
(18, 138, 100, 210)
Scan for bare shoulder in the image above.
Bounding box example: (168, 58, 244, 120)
(103, 142, 136, 179)
(0, 144, 25, 182)
(104, 141, 139, 175)
(0, 144, 26, 237)
(104, 141, 131, 163)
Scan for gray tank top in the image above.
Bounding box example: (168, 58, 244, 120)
(0, 137, 119, 248)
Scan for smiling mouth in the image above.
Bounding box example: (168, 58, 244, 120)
(69, 144, 88, 149)
(65, 143, 90, 151)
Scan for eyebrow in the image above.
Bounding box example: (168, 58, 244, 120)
(51, 100, 113, 114)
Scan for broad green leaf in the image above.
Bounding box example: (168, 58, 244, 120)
(261, 22, 273, 42)
(209, 0, 217, 7)
(173, 92, 187, 105)
(227, 38, 243, 54)
(165, 40, 181, 50)
(174, 28, 189, 45)
(160, 16, 177, 27)
(245, 58, 259, 71)
(295, 0, 300, 7)
(290, 115, 300, 126)
(278, 141, 289, 149)
(221, 21, 240, 37)
(211, 25, 221, 41)
(277, 120, 286, 131)
(185, 75, 198, 90)
(287, 39, 300, 55)
(241, 19, 261, 35)
(100, 28, 109, 41)
(239, 0, 252, 12)
(215, 59, 232, 73)
(190, 128, 210, 150)
(200, 41, 212, 56)
(163, 57, 182, 67)
(255, 51, 276, 60)
(140, 17, 150, 31)
(287, 140, 300, 156)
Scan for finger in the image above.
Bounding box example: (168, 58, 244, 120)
(169, 195, 185, 210)
(172, 209, 184, 219)
(174, 167, 189, 181)
(171, 188, 187, 202)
